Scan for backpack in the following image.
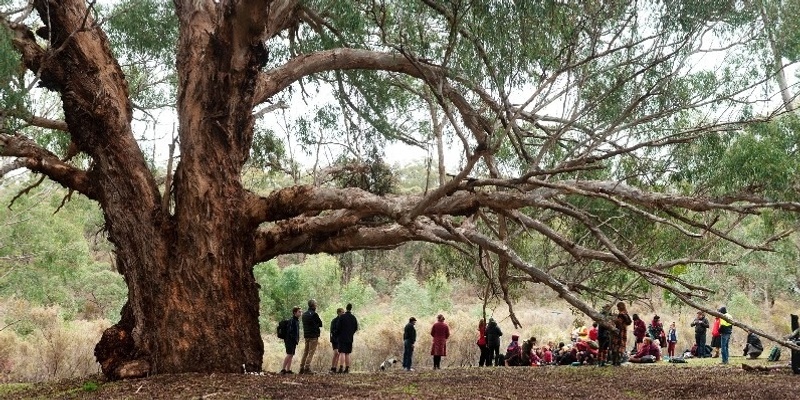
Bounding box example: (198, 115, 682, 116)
(768, 345, 781, 362)
(276, 319, 290, 340)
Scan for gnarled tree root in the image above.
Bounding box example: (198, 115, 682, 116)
(94, 324, 151, 380)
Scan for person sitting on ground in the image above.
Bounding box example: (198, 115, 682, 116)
(521, 337, 536, 366)
(553, 342, 567, 364)
(542, 346, 554, 364)
(651, 339, 663, 361)
(558, 344, 577, 365)
(629, 337, 660, 363)
(574, 339, 598, 365)
(589, 322, 599, 341)
(505, 335, 523, 366)
(743, 331, 764, 359)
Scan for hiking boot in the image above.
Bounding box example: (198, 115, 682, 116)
(285, 370, 294, 374)
(300, 369, 314, 375)
(343, 367, 349, 374)
(280, 369, 287, 375)
(330, 367, 337, 374)
(337, 366, 344, 373)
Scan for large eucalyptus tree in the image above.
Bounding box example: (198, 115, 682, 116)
(1, 0, 798, 379)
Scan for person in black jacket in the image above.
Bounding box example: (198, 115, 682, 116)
(485, 318, 503, 366)
(402, 317, 417, 371)
(329, 307, 344, 373)
(280, 306, 302, 374)
(690, 311, 710, 358)
(743, 331, 763, 358)
(336, 303, 359, 373)
(300, 299, 324, 374)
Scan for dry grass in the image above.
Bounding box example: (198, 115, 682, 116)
(0, 297, 796, 382)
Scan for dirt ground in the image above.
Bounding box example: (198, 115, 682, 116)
(1, 361, 798, 399)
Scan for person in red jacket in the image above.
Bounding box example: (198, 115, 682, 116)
(430, 314, 450, 369)
(629, 337, 660, 363)
(476, 318, 489, 366)
(711, 315, 721, 358)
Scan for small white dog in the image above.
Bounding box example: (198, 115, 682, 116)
(379, 357, 398, 371)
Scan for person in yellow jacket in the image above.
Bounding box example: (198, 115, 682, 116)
(718, 307, 733, 364)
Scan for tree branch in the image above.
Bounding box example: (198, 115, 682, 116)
(0, 133, 94, 198)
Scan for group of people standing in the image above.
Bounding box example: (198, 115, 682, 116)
(281, 301, 748, 374)
(280, 300, 359, 374)
(691, 307, 734, 363)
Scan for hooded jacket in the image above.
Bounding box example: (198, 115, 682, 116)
(486, 320, 503, 348)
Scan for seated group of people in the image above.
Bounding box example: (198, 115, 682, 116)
(503, 335, 555, 366)
(501, 335, 612, 367)
(502, 324, 665, 367)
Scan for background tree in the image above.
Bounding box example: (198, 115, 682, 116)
(1, 0, 799, 379)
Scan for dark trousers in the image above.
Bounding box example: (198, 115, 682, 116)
(478, 344, 490, 366)
(402, 340, 414, 369)
(432, 355, 442, 369)
(488, 344, 500, 364)
(695, 333, 707, 357)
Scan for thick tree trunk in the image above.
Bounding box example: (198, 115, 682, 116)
(94, 1, 273, 379)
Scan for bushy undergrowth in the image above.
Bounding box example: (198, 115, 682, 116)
(0, 301, 105, 382)
(0, 295, 796, 382)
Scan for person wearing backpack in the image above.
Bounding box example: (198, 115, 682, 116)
(280, 306, 302, 374)
(300, 299, 324, 374)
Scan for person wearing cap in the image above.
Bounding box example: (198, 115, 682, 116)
(718, 306, 733, 364)
(485, 318, 503, 366)
(430, 314, 450, 369)
(402, 317, 417, 371)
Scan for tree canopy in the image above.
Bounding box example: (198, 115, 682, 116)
(1, 0, 800, 378)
